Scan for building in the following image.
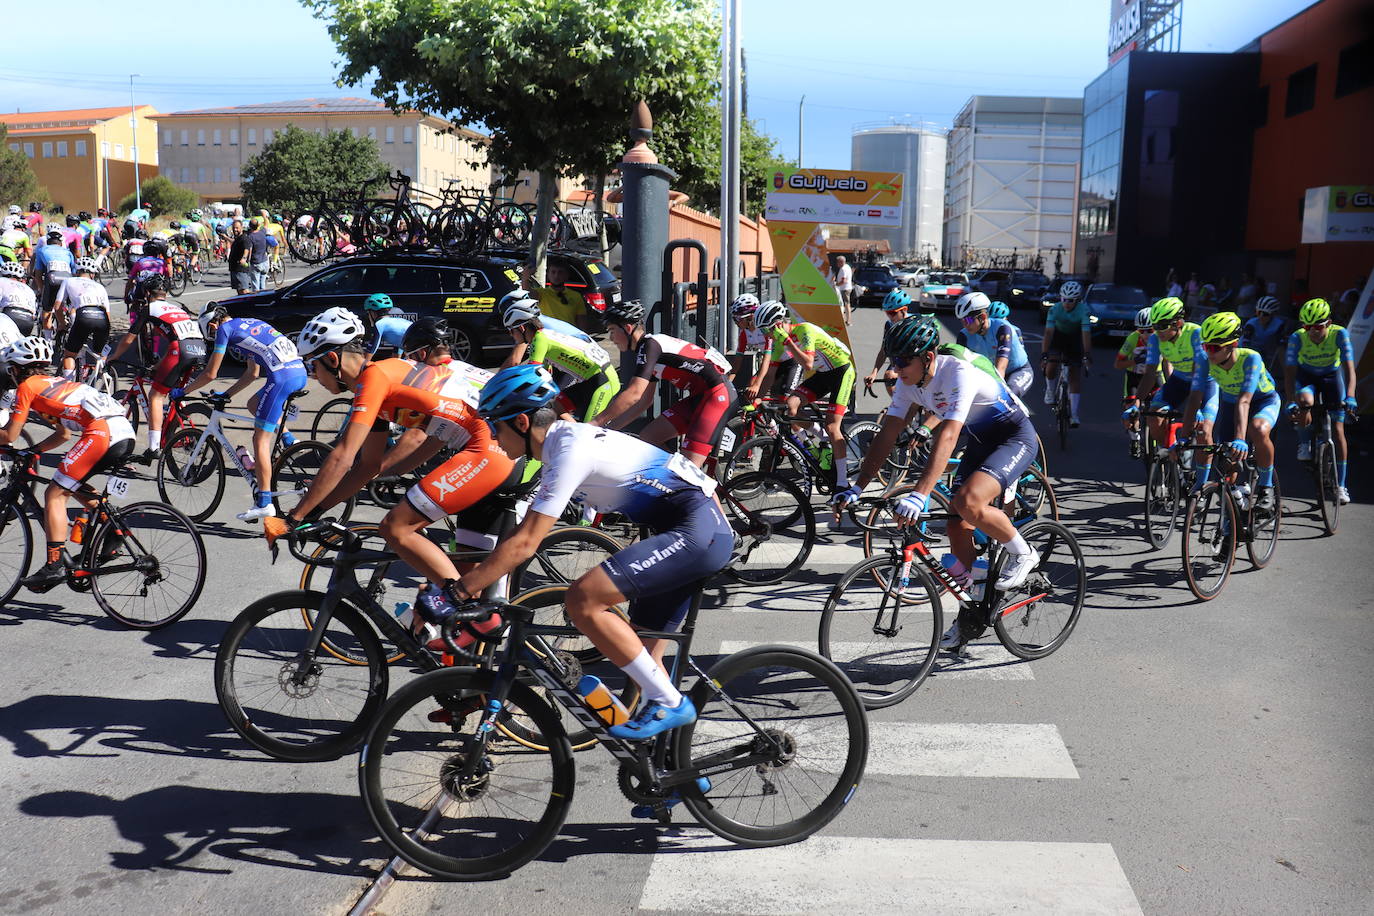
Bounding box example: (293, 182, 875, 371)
(942, 96, 1083, 273)
(150, 97, 495, 204)
(1, 106, 160, 213)
(850, 124, 947, 259)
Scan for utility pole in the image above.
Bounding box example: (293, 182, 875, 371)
(130, 74, 141, 210)
(719, 0, 742, 346)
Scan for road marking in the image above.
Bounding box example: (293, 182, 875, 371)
(868, 723, 1077, 778)
(716, 640, 1034, 680)
(640, 833, 1142, 914)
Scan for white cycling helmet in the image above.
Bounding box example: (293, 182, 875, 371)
(754, 300, 789, 328)
(46, 223, 62, 234)
(1256, 295, 1281, 314)
(5, 215, 22, 230)
(0, 261, 24, 280)
(75, 257, 99, 274)
(1135, 307, 1152, 328)
(297, 307, 365, 358)
(730, 293, 760, 318)
(198, 305, 229, 339)
(2, 336, 54, 366)
(955, 291, 991, 320)
(499, 291, 542, 329)
(6, 205, 19, 215)
(1059, 280, 1084, 301)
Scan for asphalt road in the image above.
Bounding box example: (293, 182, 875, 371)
(0, 275, 1370, 915)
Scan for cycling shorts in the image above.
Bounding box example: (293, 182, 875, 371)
(53, 417, 136, 491)
(181, 236, 199, 253)
(1006, 365, 1034, 398)
(600, 489, 733, 632)
(555, 369, 620, 422)
(151, 339, 208, 394)
(254, 368, 308, 432)
(1197, 388, 1281, 429)
(1295, 367, 1346, 422)
(1150, 373, 1193, 412)
(659, 380, 738, 459)
(63, 307, 111, 356)
(768, 361, 803, 399)
(2, 306, 35, 337)
(953, 415, 1038, 492)
(795, 364, 855, 415)
(1046, 332, 1085, 362)
(405, 440, 518, 523)
(42, 273, 69, 311)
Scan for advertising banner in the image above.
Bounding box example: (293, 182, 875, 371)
(1301, 185, 1374, 244)
(1344, 266, 1374, 414)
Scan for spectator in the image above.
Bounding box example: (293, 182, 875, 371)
(228, 220, 251, 295)
(1165, 268, 1182, 299)
(1235, 272, 1258, 319)
(527, 262, 587, 330)
(828, 255, 854, 324)
(1338, 275, 1366, 323)
(1214, 275, 1233, 311)
(1184, 271, 1201, 313)
(245, 218, 271, 292)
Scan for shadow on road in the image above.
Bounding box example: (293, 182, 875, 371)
(0, 599, 127, 631)
(139, 617, 231, 660)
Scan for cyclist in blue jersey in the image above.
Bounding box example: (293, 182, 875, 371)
(1284, 298, 1356, 504)
(1040, 280, 1092, 426)
(438, 365, 733, 741)
(176, 307, 308, 521)
(863, 289, 911, 391)
(364, 293, 412, 358)
(1241, 296, 1287, 369)
(955, 292, 1033, 398)
(31, 230, 76, 315)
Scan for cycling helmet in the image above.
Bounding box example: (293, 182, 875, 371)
(401, 317, 450, 354)
(604, 298, 645, 324)
(0, 261, 24, 280)
(1298, 298, 1331, 325)
(882, 289, 913, 312)
(65, 214, 78, 227)
(989, 300, 1010, 320)
(169, 220, 182, 230)
(46, 230, 63, 243)
(729, 293, 760, 318)
(143, 274, 173, 295)
(78, 210, 92, 221)
(74, 257, 98, 274)
(884, 315, 941, 360)
(500, 291, 542, 329)
(1134, 307, 1152, 328)
(363, 292, 394, 312)
(45, 222, 61, 233)
(754, 300, 790, 329)
(297, 307, 366, 358)
(97, 207, 109, 217)
(1199, 312, 1242, 345)
(1058, 280, 1084, 301)
(1256, 296, 1281, 315)
(191, 209, 204, 221)
(6, 205, 18, 215)
(144, 238, 167, 257)
(198, 306, 229, 339)
(955, 290, 990, 320)
(478, 364, 560, 421)
(1149, 296, 1185, 325)
(271, 213, 283, 224)
(2, 336, 54, 366)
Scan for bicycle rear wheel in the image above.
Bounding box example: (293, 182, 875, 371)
(989, 519, 1085, 660)
(719, 472, 815, 585)
(510, 525, 625, 598)
(675, 646, 868, 846)
(359, 668, 574, 880)
(89, 501, 207, 629)
(0, 502, 34, 606)
(1007, 464, 1057, 522)
(818, 555, 941, 708)
(1142, 458, 1180, 550)
(310, 396, 353, 443)
(1316, 440, 1339, 535)
(157, 428, 227, 522)
(1246, 471, 1281, 568)
(287, 216, 335, 264)
(722, 434, 814, 504)
(1181, 483, 1235, 601)
(272, 440, 355, 522)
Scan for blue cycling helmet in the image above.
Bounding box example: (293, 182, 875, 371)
(479, 364, 560, 421)
(882, 289, 912, 312)
(988, 300, 1010, 320)
(883, 315, 940, 360)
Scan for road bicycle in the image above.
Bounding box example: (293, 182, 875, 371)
(356, 577, 868, 880)
(1294, 403, 1353, 536)
(721, 399, 873, 506)
(1136, 407, 1194, 551)
(286, 176, 391, 264)
(111, 366, 212, 442)
(1042, 356, 1087, 450)
(1180, 445, 1283, 601)
(267, 252, 287, 287)
(0, 446, 207, 628)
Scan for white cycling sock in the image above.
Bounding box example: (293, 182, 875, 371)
(1069, 393, 1082, 416)
(147, 430, 161, 451)
(1042, 383, 1056, 404)
(1004, 533, 1032, 556)
(620, 648, 682, 708)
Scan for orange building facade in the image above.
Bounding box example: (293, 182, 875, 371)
(2, 107, 160, 213)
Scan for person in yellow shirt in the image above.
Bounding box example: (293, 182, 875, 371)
(526, 262, 587, 330)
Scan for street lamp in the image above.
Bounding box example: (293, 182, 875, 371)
(130, 74, 141, 210)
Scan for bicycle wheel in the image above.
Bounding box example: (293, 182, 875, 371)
(272, 440, 355, 522)
(860, 485, 952, 563)
(719, 472, 815, 585)
(359, 667, 574, 880)
(216, 590, 390, 761)
(1181, 482, 1235, 601)
(843, 420, 882, 485)
(1316, 439, 1339, 535)
(675, 646, 868, 846)
(818, 554, 942, 708)
(172, 264, 189, 296)
(89, 363, 119, 399)
(722, 434, 813, 502)
(988, 519, 1085, 660)
(1009, 463, 1057, 522)
(310, 396, 353, 443)
(0, 502, 33, 606)
(1246, 471, 1282, 568)
(1142, 458, 1180, 550)
(490, 202, 532, 246)
(287, 216, 335, 264)
(156, 428, 227, 522)
(89, 501, 207, 630)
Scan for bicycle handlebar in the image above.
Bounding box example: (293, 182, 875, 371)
(285, 519, 362, 565)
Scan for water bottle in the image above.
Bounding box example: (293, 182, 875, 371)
(235, 445, 255, 471)
(969, 558, 990, 602)
(1231, 483, 1250, 511)
(818, 442, 834, 471)
(392, 601, 415, 630)
(577, 675, 630, 726)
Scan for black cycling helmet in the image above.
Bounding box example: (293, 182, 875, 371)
(603, 298, 645, 324)
(65, 213, 78, 226)
(401, 316, 451, 354)
(144, 238, 168, 257)
(46, 230, 63, 243)
(883, 315, 941, 361)
(143, 274, 173, 295)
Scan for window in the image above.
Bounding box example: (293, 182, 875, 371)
(248, 128, 257, 145)
(350, 126, 359, 138)
(23, 143, 34, 158)
(385, 126, 395, 143)
(180, 130, 189, 146)
(181, 167, 190, 182)
(421, 128, 427, 147)
(197, 129, 206, 145)
(56, 141, 68, 157)
(214, 167, 222, 182)
(1285, 64, 1317, 117)
(114, 144, 124, 157)
(1336, 37, 1374, 98)
(213, 129, 222, 145)
(101, 142, 109, 156)
(403, 125, 414, 143)
(162, 130, 172, 146)
(367, 126, 377, 140)
(197, 167, 207, 183)
(229, 167, 239, 182)
(6, 143, 16, 152)
(75, 140, 87, 156)
(229, 128, 238, 145)
(41, 142, 52, 157)
(263, 128, 274, 143)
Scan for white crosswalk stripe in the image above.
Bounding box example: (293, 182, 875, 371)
(866, 722, 1078, 778)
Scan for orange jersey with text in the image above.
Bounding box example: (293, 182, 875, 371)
(348, 357, 491, 451)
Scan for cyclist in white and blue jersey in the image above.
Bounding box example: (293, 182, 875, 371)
(863, 289, 912, 392)
(176, 308, 307, 521)
(364, 293, 413, 358)
(955, 292, 1033, 397)
(441, 365, 733, 741)
(1241, 296, 1287, 368)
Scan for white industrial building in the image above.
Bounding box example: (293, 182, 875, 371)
(942, 96, 1083, 270)
(849, 123, 947, 260)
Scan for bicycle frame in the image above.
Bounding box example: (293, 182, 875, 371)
(177, 407, 264, 493)
(896, 526, 1050, 627)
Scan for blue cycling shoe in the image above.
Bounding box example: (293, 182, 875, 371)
(608, 697, 697, 740)
(630, 777, 712, 819)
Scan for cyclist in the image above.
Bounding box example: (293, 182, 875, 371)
(736, 296, 800, 402)
(1040, 279, 1091, 427)
(834, 316, 1041, 649)
(176, 307, 309, 521)
(0, 216, 34, 265)
(108, 275, 208, 457)
(500, 292, 619, 421)
(53, 258, 112, 379)
(59, 215, 83, 259)
(0, 336, 135, 592)
(1242, 296, 1288, 370)
(1284, 298, 1356, 505)
(123, 205, 149, 239)
(1183, 312, 1281, 512)
(592, 299, 737, 469)
(955, 291, 1033, 398)
(1135, 297, 1206, 452)
(1115, 307, 1155, 456)
(0, 260, 40, 336)
(753, 299, 856, 487)
(363, 293, 411, 359)
(988, 299, 1031, 380)
(440, 364, 732, 740)
(175, 217, 203, 275)
(31, 229, 76, 318)
(123, 236, 170, 308)
(863, 289, 911, 392)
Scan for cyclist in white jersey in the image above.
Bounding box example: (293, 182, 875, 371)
(0, 260, 40, 337)
(53, 259, 112, 378)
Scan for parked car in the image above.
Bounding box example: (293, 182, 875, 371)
(919, 271, 971, 311)
(1039, 274, 1092, 319)
(211, 251, 521, 366)
(890, 265, 923, 287)
(1009, 271, 1050, 308)
(490, 247, 621, 336)
(968, 269, 1011, 302)
(1084, 283, 1150, 339)
(853, 265, 900, 307)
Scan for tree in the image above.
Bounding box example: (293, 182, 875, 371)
(306, 0, 720, 278)
(0, 125, 43, 206)
(654, 109, 791, 220)
(241, 124, 390, 214)
(117, 176, 199, 217)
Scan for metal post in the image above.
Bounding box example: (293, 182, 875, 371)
(620, 103, 677, 321)
(130, 74, 141, 209)
(719, 0, 742, 351)
(798, 95, 805, 167)
(101, 122, 110, 212)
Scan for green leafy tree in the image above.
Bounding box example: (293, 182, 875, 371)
(241, 124, 389, 214)
(654, 110, 791, 219)
(306, 0, 719, 277)
(117, 176, 199, 217)
(0, 125, 44, 207)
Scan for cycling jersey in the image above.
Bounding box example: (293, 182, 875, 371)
(1146, 322, 1206, 378)
(529, 324, 612, 381)
(134, 300, 208, 393)
(34, 243, 74, 277)
(1196, 348, 1280, 428)
(213, 317, 304, 373)
(634, 334, 731, 392)
(57, 277, 110, 318)
(128, 255, 169, 282)
(124, 237, 146, 261)
(59, 227, 82, 257)
(1116, 329, 1151, 374)
(957, 318, 1029, 372)
(10, 374, 136, 490)
(1241, 316, 1286, 356)
(0, 311, 20, 353)
(0, 228, 31, 256)
(768, 322, 852, 374)
(738, 324, 793, 361)
(1045, 301, 1091, 336)
(1285, 326, 1353, 375)
(0, 278, 38, 318)
(369, 313, 412, 355)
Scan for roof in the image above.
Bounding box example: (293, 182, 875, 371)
(155, 97, 415, 117)
(0, 106, 155, 130)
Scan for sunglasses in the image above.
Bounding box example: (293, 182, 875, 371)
(890, 352, 920, 369)
(1202, 341, 1237, 353)
(1153, 321, 1177, 331)
(1303, 322, 1330, 330)
(961, 313, 986, 324)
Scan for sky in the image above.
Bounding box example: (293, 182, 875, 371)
(6, 0, 1316, 168)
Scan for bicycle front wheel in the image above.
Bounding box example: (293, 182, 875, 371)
(359, 668, 574, 880)
(989, 519, 1085, 660)
(310, 396, 353, 443)
(1316, 440, 1339, 535)
(1142, 458, 1180, 551)
(157, 428, 227, 522)
(818, 555, 941, 708)
(1246, 471, 1281, 568)
(675, 646, 868, 846)
(1181, 483, 1235, 601)
(272, 440, 355, 522)
(89, 501, 207, 629)
(0, 502, 34, 606)
(719, 472, 815, 585)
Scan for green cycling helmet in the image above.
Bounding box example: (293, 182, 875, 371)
(1199, 311, 1243, 345)
(1149, 297, 1185, 325)
(364, 292, 394, 312)
(1298, 298, 1331, 325)
(883, 315, 940, 361)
